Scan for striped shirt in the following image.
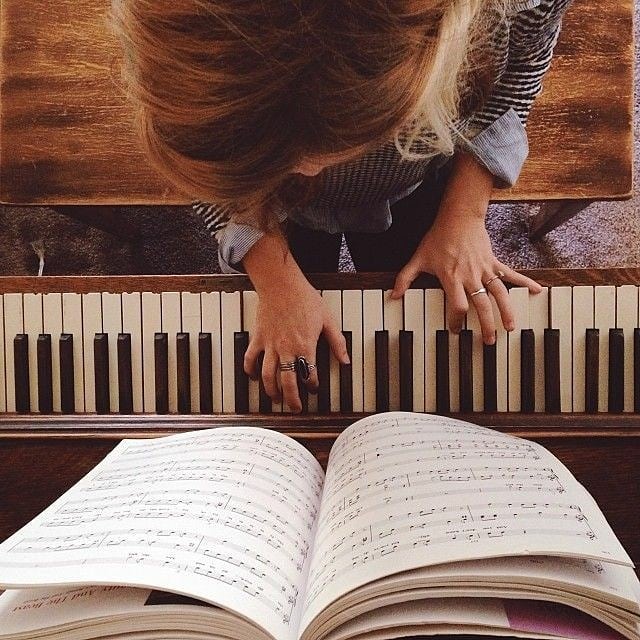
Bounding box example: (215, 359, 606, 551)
(192, 0, 572, 273)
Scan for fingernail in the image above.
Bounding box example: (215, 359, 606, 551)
(505, 323, 515, 332)
(486, 335, 496, 345)
(343, 356, 351, 365)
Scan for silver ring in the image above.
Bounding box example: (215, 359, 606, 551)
(469, 287, 487, 298)
(278, 361, 297, 372)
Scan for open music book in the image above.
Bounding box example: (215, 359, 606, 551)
(0, 412, 638, 640)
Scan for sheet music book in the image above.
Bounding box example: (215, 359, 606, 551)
(0, 412, 638, 640)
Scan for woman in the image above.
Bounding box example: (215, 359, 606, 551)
(111, 0, 570, 412)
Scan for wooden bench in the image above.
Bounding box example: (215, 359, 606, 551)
(0, 0, 634, 240)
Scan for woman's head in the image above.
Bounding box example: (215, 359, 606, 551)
(109, 0, 506, 221)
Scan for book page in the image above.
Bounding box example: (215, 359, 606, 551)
(0, 586, 151, 636)
(0, 427, 324, 640)
(299, 413, 633, 633)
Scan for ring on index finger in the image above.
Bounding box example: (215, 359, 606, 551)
(469, 287, 488, 298)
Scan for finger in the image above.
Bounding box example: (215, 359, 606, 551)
(496, 263, 543, 294)
(488, 279, 515, 331)
(262, 349, 282, 402)
(322, 316, 350, 365)
(444, 281, 469, 333)
(391, 261, 420, 299)
(469, 287, 496, 344)
(279, 359, 302, 413)
(243, 339, 262, 379)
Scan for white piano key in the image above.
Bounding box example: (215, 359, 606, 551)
(424, 289, 445, 413)
(142, 293, 161, 413)
(62, 293, 84, 412)
(82, 293, 102, 413)
(182, 292, 202, 413)
(242, 290, 260, 413)
(465, 303, 483, 413)
(23, 293, 43, 413)
(102, 293, 122, 413)
(572, 286, 594, 413)
(490, 296, 508, 412)
(201, 292, 223, 413)
(122, 293, 143, 413)
(321, 290, 342, 412)
(0, 296, 4, 412)
(616, 284, 638, 412)
(161, 292, 182, 414)
(594, 286, 616, 412)
(362, 289, 383, 412)
(529, 287, 549, 412)
(507, 287, 530, 412)
(550, 286, 572, 412)
(383, 290, 403, 411)
(342, 290, 364, 412)
(43, 293, 63, 413)
(221, 291, 242, 413)
(403, 289, 424, 412)
(3, 293, 22, 413)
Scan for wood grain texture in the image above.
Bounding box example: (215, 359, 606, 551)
(0, 426, 638, 567)
(1, 268, 640, 295)
(0, 0, 633, 204)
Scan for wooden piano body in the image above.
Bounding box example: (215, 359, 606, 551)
(0, 269, 639, 571)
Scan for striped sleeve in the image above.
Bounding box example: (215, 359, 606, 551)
(191, 200, 231, 238)
(462, 0, 573, 187)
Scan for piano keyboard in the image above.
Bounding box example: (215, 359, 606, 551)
(0, 274, 639, 415)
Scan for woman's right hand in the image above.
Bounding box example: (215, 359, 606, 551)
(241, 233, 350, 412)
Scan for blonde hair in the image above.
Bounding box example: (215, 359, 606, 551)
(109, 0, 508, 223)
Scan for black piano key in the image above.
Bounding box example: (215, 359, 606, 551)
(234, 332, 249, 413)
(176, 332, 192, 414)
(340, 331, 353, 413)
(435, 329, 450, 414)
(316, 336, 331, 414)
(257, 351, 272, 413)
(544, 328, 561, 413)
(59, 334, 75, 413)
(608, 328, 625, 413)
(483, 337, 497, 413)
(37, 334, 53, 414)
(375, 330, 389, 412)
(458, 329, 473, 413)
(154, 333, 169, 414)
(520, 329, 535, 413)
(198, 333, 213, 414)
(14, 334, 30, 414)
(635, 328, 640, 413)
(585, 328, 600, 414)
(94, 333, 110, 414)
(117, 333, 134, 414)
(399, 330, 413, 412)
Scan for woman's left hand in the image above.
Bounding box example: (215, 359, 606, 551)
(390, 152, 542, 344)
